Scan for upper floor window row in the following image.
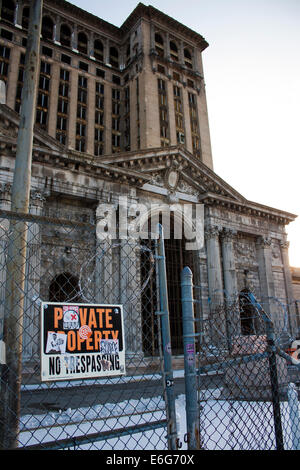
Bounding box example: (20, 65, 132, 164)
(154, 32, 194, 69)
(1, 2, 121, 68)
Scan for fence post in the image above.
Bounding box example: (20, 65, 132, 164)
(287, 383, 300, 450)
(265, 315, 285, 450)
(156, 223, 178, 450)
(0, 1, 43, 449)
(247, 293, 284, 450)
(181, 266, 200, 450)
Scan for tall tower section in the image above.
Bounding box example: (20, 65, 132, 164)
(126, 5, 213, 169)
(0, 1, 213, 169)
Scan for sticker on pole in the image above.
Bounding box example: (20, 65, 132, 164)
(41, 302, 125, 382)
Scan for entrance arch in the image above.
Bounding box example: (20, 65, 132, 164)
(140, 210, 195, 355)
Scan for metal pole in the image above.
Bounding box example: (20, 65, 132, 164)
(0, 0, 42, 449)
(265, 314, 285, 450)
(287, 383, 300, 450)
(156, 223, 178, 450)
(247, 293, 284, 450)
(181, 266, 200, 449)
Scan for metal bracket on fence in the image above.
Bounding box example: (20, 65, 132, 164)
(155, 310, 167, 317)
(182, 333, 202, 339)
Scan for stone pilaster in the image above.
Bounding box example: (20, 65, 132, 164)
(23, 190, 45, 361)
(205, 225, 223, 307)
(280, 240, 297, 335)
(94, 200, 114, 303)
(256, 235, 277, 324)
(221, 228, 238, 301)
(221, 228, 240, 342)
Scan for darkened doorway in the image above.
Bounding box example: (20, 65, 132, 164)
(239, 288, 256, 335)
(49, 273, 82, 303)
(165, 236, 194, 354)
(141, 215, 194, 356)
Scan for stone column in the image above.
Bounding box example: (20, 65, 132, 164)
(71, 24, 78, 52)
(221, 228, 238, 301)
(120, 237, 142, 358)
(104, 38, 110, 65)
(54, 15, 61, 45)
(256, 236, 277, 323)
(89, 31, 95, 59)
(221, 228, 240, 342)
(119, 196, 142, 358)
(23, 190, 45, 362)
(205, 225, 223, 306)
(205, 225, 226, 346)
(280, 240, 297, 335)
(15, 0, 22, 28)
(94, 200, 114, 304)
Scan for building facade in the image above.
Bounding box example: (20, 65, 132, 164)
(0, 0, 298, 361)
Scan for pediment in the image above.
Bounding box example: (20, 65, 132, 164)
(102, 146, 246, 203)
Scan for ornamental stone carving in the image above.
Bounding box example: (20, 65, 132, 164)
(256, 236, 272, 247)
(221, 228, 237, 242)
(205, 225, 221, 239)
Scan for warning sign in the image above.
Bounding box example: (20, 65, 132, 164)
(41, 302, 125, 382)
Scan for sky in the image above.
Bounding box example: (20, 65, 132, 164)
(70, 0, 300, 266)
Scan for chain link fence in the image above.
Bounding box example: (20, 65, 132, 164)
(181, 266, 300, 451)
(0, 210, 175, 450)
(1, 207, 300, 451)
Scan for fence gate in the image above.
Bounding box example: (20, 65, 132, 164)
(0, 211, 177, 450)
(181, 266, 300, 451)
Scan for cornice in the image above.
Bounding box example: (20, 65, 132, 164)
(199, 192, 297, 225)
(45, 0, 121, 39)
(45, 1, 209, 50)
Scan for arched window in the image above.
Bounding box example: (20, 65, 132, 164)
(109, 46, 119, 68)
(94, 39, 103, 62)
(22, 6, 30, 30)
(170, 40, 178, 62)
(155, 32, 164, 58)
(42, 16, 54, 41)
(184, 48, 193, 69)
(60, 24, 71, 48)
(49, 273, 81, 303)
(78, 31, 88, 54)
(239, 289, 256, 335)
(1, 0, 15, 24)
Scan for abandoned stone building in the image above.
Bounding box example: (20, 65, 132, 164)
(0, 0, 298, 362)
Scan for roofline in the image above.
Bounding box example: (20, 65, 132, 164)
(121, 3, 209, 50)
(45, 1, 209, 49)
